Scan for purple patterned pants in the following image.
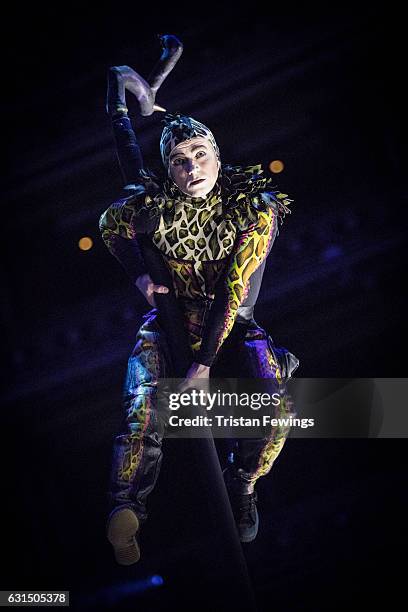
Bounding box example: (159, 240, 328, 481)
(109, 303, 297, 521)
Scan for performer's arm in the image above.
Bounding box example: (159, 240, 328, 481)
(104, 67, 167, 295)
(99, 194, 162, 283)
(195, 206, 279, 367)
(107, 66, 144, 185)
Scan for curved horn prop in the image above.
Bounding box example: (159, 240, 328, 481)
(107, 34, 183, 117)
(148, 34, 184, 96)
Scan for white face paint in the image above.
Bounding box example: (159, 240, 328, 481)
(169, 136, 220, 199)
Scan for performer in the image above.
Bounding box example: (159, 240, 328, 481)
(100, 38, 299, 565)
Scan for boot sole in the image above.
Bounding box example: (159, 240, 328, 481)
(107, 508, 140, 565)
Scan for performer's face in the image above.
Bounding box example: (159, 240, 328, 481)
(169, 137, 220, 198)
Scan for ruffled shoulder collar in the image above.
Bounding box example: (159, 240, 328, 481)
(220, 164, 293, 225)
(123, 165, 293, 226)
(221, 164, 270, 197)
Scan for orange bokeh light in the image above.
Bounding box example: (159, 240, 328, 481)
(269, 160, 284, 174)
(78, 236, 93, 251)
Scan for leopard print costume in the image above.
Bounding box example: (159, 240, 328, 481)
(100, 164, 292, 363)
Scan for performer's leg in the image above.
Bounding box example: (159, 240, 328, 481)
(107, 312, 170, 564)
(217, 322, 298, 542)
(107, 67, 144, 184)
(110, 313, 170, 519)
(227, 323, 295, 490)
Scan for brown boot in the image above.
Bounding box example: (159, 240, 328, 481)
(107, 507, 141, 565)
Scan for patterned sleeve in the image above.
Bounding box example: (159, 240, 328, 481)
(195, 204, 278, 366)
(99, 177, 164, 282)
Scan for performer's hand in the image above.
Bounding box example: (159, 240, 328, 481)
(178, 362, 210, 394)
(135, 273, 169, 306)
(185, 362, 210, 380)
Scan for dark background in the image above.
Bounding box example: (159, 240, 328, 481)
(2, 3, 406, 610)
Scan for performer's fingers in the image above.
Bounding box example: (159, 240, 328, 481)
(152, 285, 169, 294)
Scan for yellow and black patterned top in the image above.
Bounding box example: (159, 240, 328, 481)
(99, 164, 292, 365)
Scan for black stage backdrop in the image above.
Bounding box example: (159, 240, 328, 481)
(2, 4, 406, 611)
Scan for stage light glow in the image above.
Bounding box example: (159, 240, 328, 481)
(78, 236, 93, 251)
(269, 160, 284, 173)
(81, 575, 165, 608)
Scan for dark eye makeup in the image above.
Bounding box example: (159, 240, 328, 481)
(172, 149, 207, 166)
